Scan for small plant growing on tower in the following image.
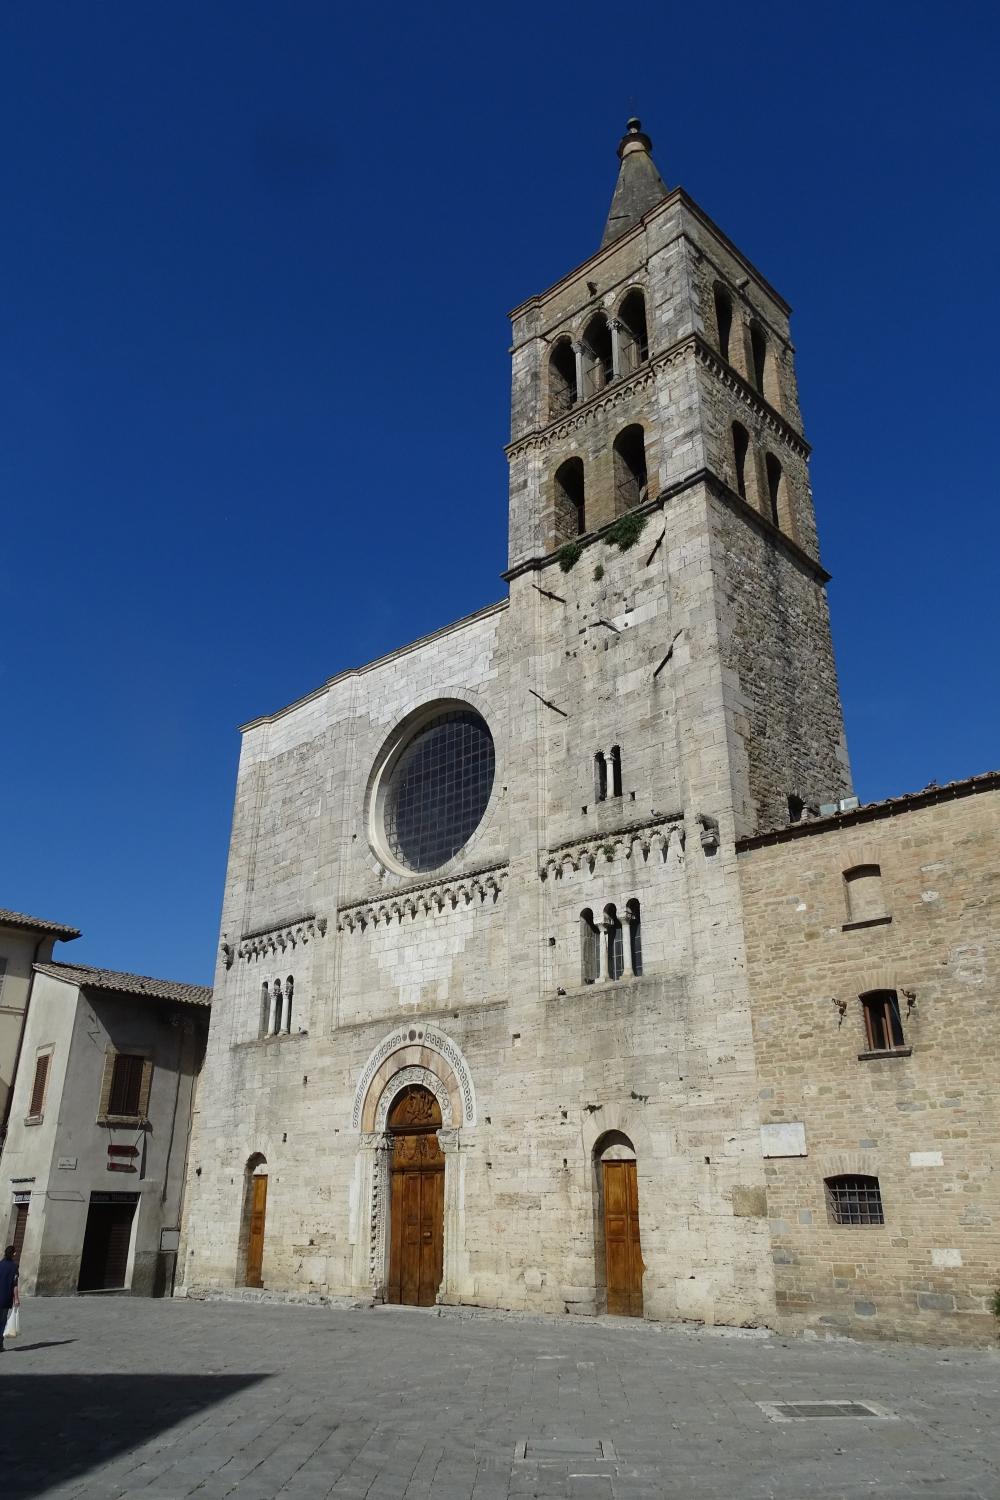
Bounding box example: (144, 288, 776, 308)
(602, 843, 615, 861)
(604, 511, 647, 552)
(557, 541, 583, 573)
(991, 1286, 1000, 1328)
(593, 563, 605, 581)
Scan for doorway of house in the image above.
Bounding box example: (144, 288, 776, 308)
(597, 1134, 644, 1316)
(78, 1193, 139, 1291)
(242, 1155, 268, 1288)
(386, 1085, 444, 1306)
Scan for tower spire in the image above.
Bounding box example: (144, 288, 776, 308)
(600, 118, 668, 248)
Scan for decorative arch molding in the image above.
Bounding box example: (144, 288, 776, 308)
(855, 966, 906, 997)
(352, 1024, 477, 1131)
(373, 1067, 453, 1131)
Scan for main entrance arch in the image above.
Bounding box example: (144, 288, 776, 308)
(386, 1086, 444, 1305)
(351, 1025, 476, 1304)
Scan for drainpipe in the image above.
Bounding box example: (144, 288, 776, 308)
(0, 936, 45, 1152)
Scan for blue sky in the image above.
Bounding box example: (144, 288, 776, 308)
(2, 2, 997, 983)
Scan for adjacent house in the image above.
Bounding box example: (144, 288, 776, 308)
(2, 961, 210, 1296)
(0, 907, 81, 1147)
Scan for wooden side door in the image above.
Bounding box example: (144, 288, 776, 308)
(603, 1159, 644, 1316)
(245, 1174, 267, 1288)
(11, 1203, 28, 1264)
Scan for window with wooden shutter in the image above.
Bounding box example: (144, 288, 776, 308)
(108, 1054, 145, 1117)
(28, 1053, 50, 1119)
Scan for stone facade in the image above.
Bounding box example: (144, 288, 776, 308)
(737, 775, 999, 1346)
(180, 121, 855, 1330)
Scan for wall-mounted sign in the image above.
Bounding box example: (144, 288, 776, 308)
(108, 1145, 139, 1159)
(57, 1157, 78, 1170)
(107, 1162, 138, 1173)
(159, 1228, 180, 1253)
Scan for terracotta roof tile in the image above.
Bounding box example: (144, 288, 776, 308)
(33, 961, 211, 1007)
(0, 907, 81, 941)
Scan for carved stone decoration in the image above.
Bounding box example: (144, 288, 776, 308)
(337, 863, 509, 933)
(538, 814, 683, 880)
(373, 1067, 453, 1132)
(351, 1025, 477, 1130)
(237, 915, 328, 962)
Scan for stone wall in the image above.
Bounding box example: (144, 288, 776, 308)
(738, 778, 1000, 1345)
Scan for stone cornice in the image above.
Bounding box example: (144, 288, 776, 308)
(337, 862, 509, 931)
(505, 334, 808, 461)
(504, 468, 829, 586)
(225, 914, 329, 967)
(505, 344, 685, 458)
(539, 814, 685, 878)
(692, 336, 810, 458)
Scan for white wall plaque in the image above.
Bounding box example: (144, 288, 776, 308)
(909, 1150, 944, 1167)
(57, 1157, 77, 1170)
(760, 1122, 807, 1158)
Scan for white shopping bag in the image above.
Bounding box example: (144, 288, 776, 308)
(4, 1306, 20, 1339)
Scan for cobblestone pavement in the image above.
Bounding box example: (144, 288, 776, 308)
(2, 1297, 998, 1500)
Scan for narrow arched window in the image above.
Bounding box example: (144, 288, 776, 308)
(617, 289, 648, 373)
(625, 898, 642, 977)
(613, 425, 647, 513)
(844, 865, 885, 924)
(713, 285, 733, 362)
(610, 746, 622, 798)
(260, 982, 270, 1039)
(732, 422, 750, 499)
(594, 751, 608, 802)
(553, 458, 586, 542)
(581, 313, 614, 397)
(581, 909, 600, 984)
(749, 321, 768, 393)
(284, 976, 294, 1034)
(605, 904, 624, 981)
(765, 453, 783, 527)
(271, 978, 283, 1036)
(548, 338, 578, 419)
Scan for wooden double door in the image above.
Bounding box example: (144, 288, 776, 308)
(603, 1159, 644, 1316)
(386, 1086, 444, 1307)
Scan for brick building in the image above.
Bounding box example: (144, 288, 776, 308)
(180, 122, 995, 1343)
(738, 774, 998, 1344)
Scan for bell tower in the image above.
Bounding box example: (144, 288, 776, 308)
(504, 118, 851, 835)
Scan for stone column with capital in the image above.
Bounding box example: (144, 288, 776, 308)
(435, 1127, 471, 1306)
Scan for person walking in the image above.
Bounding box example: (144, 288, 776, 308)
(0, 1245, 20, 1351)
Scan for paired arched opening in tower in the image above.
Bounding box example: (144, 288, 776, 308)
(613, 424, 648, 513)
(732, 421, 751, 501)
(616, 289, 648, 374)
(765, 453, 783, 529)
(593, 1130, 644, 1317)
(581, 313, 614, 398)
(714, 283, 733, 363)
(553, 457, 586, 542)
(239, 1153, 268, 1289)
(548, 337, 578, 419)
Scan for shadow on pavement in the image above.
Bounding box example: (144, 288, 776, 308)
(3, 1373, 267, 1498)
(10, 1339, 78, 1352)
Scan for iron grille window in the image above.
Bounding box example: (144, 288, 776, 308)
(862, 991, 905, 1052)
(108, 1054, 145, 1117)
(825, 1175, 884, 1226)
(383, 710, 495, 873)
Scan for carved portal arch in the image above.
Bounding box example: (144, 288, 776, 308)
(351, 1025, 476, 1306)
(352, 1024, 476, 1131)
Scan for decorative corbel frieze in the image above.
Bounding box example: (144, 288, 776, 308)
(336, 863, 509, 933)
(236, 915, 328, 963)
(538, 813, 684, 880)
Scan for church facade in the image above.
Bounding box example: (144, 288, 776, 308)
(180, 123, 995, 1342)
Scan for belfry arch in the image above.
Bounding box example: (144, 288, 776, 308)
(351, 1025, 476, 1304)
